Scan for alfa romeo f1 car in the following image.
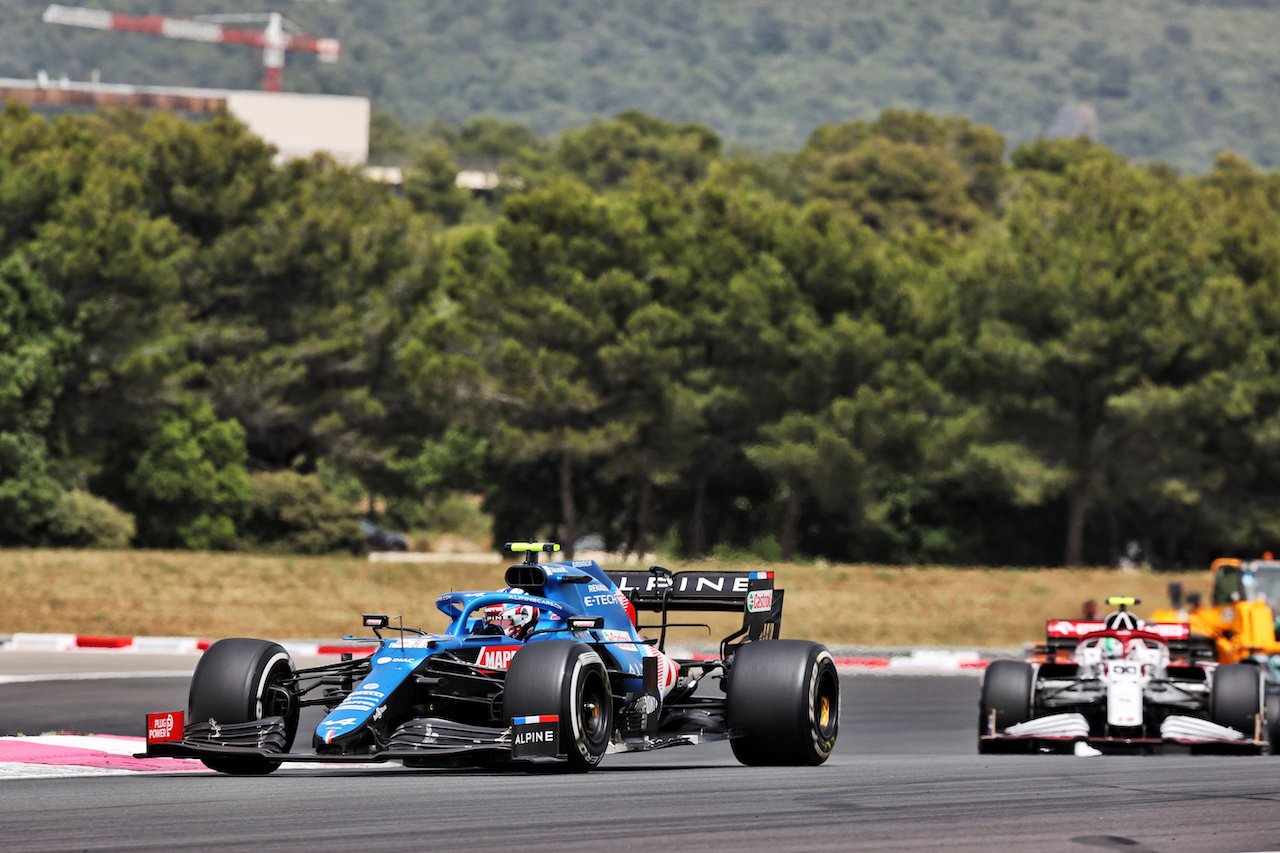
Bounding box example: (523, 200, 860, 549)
(143, 542, 840, 773)
(979, 597, 1280, 754)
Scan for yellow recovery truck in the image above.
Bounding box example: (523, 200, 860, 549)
(1148, 556, 1280, 748)
(1149, 555, 1280, 666)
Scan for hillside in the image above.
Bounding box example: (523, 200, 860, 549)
(3, 0, 1279, 173)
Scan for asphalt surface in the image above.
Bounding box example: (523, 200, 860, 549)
(3, 655, 1280, 852)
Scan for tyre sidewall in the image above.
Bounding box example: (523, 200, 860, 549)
(505, 640, 613, 770)
(188, 638, 296, 772)
(1212, 663, 1263, 736)
(726, 639, 840, 766)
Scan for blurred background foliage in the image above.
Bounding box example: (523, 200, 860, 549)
(4, 1, 1280, 567)
(1, 0, 1279, 172)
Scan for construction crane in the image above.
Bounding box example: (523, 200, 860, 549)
(41, 4, 340, 92)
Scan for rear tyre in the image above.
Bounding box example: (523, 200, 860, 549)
(1211, 663, 1263, 738)
(1266, 685, 1280, 751)
(505, 640, 612, 771)
(725, 640, 840, 766)
(188, 638, 298, 775)
(978, 660, 1034, 754)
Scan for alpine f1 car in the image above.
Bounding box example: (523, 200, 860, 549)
(979, 597, 1280, 754)
(143, 542, 840, 773)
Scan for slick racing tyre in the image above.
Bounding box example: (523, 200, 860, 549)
(1211, 663, 1264, 739)
(1266, 685, 1280, 751)
(188, 638, 298, 775)
(725, 640, 840, 766)
(978, 660, 1034, 754)
(505, 640, 613, 771)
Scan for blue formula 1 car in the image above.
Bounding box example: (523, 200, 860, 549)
(142, 542, 840, 773)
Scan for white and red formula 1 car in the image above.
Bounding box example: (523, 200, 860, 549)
(980, 597, 1280, 754)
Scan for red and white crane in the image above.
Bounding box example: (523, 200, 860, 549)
(41, 4, 340, 92)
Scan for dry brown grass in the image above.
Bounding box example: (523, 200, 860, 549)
(0, 549, 1212, 649)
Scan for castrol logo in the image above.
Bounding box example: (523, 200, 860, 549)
(747, 590, 773, 613)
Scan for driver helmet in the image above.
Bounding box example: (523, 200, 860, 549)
(484, 588, 539, 641)
(1103, 610, 1141, 631)
(1100, 637, 1124, 659)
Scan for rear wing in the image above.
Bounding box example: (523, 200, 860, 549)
(1036, 619, 1212, 663)
(605, 567, 783, 646)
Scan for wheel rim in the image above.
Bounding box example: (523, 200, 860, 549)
(578, 670, 610, 750)
(261, 663, 294, 719)
(813, 666, 839, 741)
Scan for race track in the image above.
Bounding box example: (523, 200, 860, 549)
(3, 655, 1280, 852)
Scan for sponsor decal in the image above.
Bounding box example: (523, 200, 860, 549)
(747, 589, 773, 613)
(323, 717, 358, 728)
(600, 629, 638, 652)
(611, 572, 755, 596)
(1047, 620, 1106, 638)
(362, 683, 380, 691)
(588, 583, 609, 593)
(147, 711, 183, 743)
(571, 560, 594, 568)
(1046, 620, 1189, 640)
(476, 647, 519, 671)
(513, 729, 554, 746)
(388, 637, 444, 649)
(373, 705, 386, 721)
(376, 656, 392, 665)
(511, 715, 560, 758)
(582, 593, 626, 609)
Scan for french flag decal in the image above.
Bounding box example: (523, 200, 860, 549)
(750, 571, 773, 580)
(513, 715, 559, 725)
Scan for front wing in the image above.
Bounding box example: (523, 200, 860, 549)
(980, 710, 1267, 753)
(139, 713, 727, 767)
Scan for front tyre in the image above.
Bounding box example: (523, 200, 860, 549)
(1211, 663, 1264, 738)
(188, 638, 298, 775)
(726, 640, 840, 766)
(505, 640, 613, 771)
(978, 660, 1034, 755)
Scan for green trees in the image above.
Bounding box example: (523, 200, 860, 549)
(127, 403, 251, 550)
(0, 255, 76, 544)
(935, 149, 1249, 565)
(10, 98, 1280, 566)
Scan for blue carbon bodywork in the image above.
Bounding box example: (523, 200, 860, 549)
(315, 558, 653, 747)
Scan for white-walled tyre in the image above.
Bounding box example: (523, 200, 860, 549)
(504, 640, 613, 771)
(188, 638, 297, 775)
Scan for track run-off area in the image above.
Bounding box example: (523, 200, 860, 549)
(3, 649, 1280, 852)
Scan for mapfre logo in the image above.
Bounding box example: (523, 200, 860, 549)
(747, 590, 773, 613)
(147, 711, 183, 743)
(476, 647, 519, 670)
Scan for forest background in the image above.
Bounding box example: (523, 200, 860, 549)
(4, 0, 1280, 174)
(3, 1, 1280, 569)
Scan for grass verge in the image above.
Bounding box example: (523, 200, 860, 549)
(0, 549, 1210, 650)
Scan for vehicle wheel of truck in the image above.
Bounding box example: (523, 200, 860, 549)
(504, 640, 612, 771)
(978, 660, 1034, 754)
(1211, 663, 1263, 739)
(725, 640, 840, 766)
(188, 638, 298, 775)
